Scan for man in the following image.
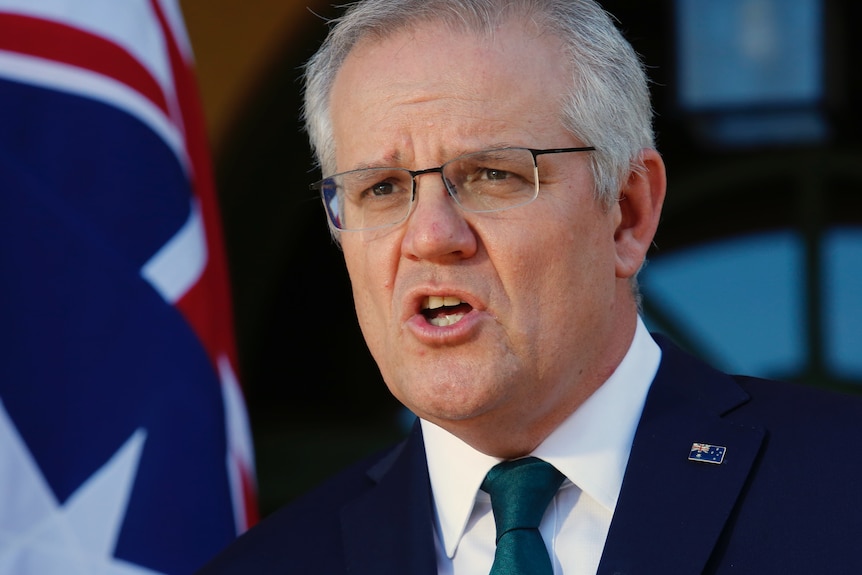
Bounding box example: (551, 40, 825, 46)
(199, 0, 862, 573)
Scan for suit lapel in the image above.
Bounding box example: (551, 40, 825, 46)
(598, 337, 766, 574)
(336, 338, 765, 574)
(340, 421, 438, 575)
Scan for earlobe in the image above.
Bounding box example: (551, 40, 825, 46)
(614, 148, 666, 279)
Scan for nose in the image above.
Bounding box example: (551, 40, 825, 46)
(401, 171, 478, 261)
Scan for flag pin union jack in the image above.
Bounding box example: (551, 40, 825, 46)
(688, 442, 727, 464)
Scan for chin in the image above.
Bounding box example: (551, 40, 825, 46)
(395, 381, 506, 425)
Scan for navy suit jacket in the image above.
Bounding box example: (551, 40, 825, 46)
(198, 336, 862, 574)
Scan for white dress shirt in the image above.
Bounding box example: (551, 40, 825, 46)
(421, 317, 661, 575)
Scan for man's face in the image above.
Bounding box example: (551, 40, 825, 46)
(328, 18, 642, 455)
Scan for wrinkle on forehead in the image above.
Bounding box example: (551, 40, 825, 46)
(329, 17, 571, 171)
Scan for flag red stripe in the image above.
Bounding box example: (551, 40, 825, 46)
(241, 465, 260, 529)
(149, 0, 258, 529)
(0, 13, 170, 116)
(149, 0, 241, 374)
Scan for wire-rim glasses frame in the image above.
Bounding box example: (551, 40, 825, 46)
(311, 146, 596, 232)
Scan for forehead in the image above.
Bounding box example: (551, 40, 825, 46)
(328, 18, 572, 165)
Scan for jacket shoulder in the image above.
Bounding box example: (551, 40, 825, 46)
(195, 440, 404, 575)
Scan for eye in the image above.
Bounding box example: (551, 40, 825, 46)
(483, 168, 511, 181)
(369, 181, 396, 196)
(347, 169, 410, 200)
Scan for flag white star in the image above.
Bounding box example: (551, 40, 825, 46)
(0, 399, 163, 574)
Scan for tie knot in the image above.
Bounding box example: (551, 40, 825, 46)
(481, 457, 565, 536)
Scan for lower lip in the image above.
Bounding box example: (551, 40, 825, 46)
(405, 308, 485, 344)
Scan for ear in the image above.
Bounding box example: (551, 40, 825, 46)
(614, 148, 666, 279)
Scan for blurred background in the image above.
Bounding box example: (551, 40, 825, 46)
(178, 0, 862, 517)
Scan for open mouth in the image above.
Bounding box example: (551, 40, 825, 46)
(421, 295, 473, 327)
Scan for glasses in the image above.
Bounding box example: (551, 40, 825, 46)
(311, 146, 596, 231)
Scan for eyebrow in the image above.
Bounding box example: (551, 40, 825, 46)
(350, 142, 519, 171)
(350, 149, 407, 171)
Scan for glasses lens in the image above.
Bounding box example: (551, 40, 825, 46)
(319, 178, 343, 229)
(320, 168, 413, 231)
(443, 148, 538, 213)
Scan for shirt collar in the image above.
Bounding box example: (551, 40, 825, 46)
(420, 317, 661, 559)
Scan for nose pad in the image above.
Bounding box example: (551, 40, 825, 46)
(441, 176, 459, 203)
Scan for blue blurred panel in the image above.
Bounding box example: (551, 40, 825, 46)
(824, 228, 862, 380)
(642, 229, 862, 383)
(640, 231, 806, 379)
(676, 0, 823, 110)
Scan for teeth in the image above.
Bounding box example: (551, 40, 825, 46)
(428, 313, 465, 327)
(421, 295, 467, 327)
(422, 295, 463, 310)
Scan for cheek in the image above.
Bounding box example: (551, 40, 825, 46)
(508, 210, 617, 318)
(342, 239, 395, 347)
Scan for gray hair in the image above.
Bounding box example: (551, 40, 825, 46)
(302, 0, 655, 207)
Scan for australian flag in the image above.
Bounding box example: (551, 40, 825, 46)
(0, 1, 257, 574)
(688, 443, 727, 465)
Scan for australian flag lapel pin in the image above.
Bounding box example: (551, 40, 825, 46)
(688, 442, 727, 464)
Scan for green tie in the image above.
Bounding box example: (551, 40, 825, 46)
(481, 457, 565, 575)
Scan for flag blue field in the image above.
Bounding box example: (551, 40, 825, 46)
(0, 1, 257, 573)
